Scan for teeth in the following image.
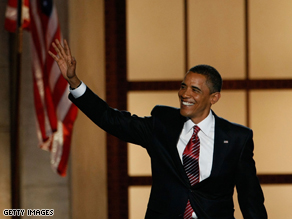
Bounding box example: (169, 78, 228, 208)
(182, 101, 194, 106)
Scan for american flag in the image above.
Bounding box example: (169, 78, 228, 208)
(5, 0, 78, 176)
(4, 0, 30, 32)
(29, 0, 78, 176)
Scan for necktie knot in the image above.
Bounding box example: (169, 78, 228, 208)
(193, 125, 200, 135)
(189, 126, 200, 144)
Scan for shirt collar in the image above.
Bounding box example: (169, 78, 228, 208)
(185, 110, 214, 136)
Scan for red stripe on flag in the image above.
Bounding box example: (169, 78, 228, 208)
(33, 73, 49, 142)
(52, 76, 68, 106)
(56, 105, 78, 176)
(47, 27, 61, 78)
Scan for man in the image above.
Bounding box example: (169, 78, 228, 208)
(49, 39, 267, 219)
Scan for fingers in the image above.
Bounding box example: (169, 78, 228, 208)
(48, 50, 58, 61)
(53, 39, 66, 60)
(49, 39, 73, 65)
(64, 39, 72, 57)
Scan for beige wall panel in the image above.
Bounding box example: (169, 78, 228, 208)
(250, 0, 292, 79)
(128, 144, 151, 176)
(127, 0, 185, 81)
(129, 186, 151, 219)
(250, 90, 292, 173)
(69, 0, 107, 219)
(127, 91, 180, 116)
(128, 91, 179, 176)
(212, 91, 247, 126)
(188, 0, 245, 79)
(262, 185, 292, 218)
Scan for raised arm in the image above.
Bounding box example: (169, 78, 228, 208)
(48, 39, 81, 89)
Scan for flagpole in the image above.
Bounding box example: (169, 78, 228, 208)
(10, 0, 23, 217)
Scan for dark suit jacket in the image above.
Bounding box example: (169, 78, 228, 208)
(69, 87, 267, 219)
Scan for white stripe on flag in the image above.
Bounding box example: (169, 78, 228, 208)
(46, 6, 58, 49)
(50, 121, 64, 171)
(57, 87, 71, 121)
(49, 63, 61, 91)
(5, 5, 17, 20)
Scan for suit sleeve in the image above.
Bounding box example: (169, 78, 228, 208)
(69, 87, 153, 147)
(235, 130, 268, 218)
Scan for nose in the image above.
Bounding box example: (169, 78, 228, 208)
(180, 88, 191, 98)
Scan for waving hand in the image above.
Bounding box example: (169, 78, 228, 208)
(48, 39, 81, 88)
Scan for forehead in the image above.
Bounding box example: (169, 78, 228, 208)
(183, 72, 208, 84)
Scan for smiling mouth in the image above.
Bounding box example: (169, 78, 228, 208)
(182, 101, 195, 106)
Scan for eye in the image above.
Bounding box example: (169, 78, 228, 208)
(192, 88, 201, 93)
(180, 84, 186, 89)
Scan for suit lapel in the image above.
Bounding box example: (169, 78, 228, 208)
(165, 110, 190, 187)
(209, 112, 231, 178)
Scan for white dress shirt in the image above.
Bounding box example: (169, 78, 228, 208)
(177, 111, 215, 218)
(69, 82, 215, 218)
(70, 81, 86, 98)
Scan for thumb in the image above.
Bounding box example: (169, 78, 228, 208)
(71, 56, 77, 66)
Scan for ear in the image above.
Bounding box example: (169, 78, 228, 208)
(210, 92, 221, 105)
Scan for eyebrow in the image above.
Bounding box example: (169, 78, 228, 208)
(192, 86, 202, 92)
(181, 82, 202, 92)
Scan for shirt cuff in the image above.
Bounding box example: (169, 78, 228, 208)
(69, 81, 87, 98)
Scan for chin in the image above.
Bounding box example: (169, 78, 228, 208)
(179, 109, 189, 118)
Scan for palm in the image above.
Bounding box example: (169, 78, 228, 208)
(56, 56, 69, 77)
(49, 39, 76, 81)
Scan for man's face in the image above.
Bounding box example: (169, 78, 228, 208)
(178, 72, 220, 124)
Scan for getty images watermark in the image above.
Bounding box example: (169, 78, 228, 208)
(3, 209, 54, 216)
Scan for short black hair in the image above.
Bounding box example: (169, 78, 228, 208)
(188, 64, 222, 93)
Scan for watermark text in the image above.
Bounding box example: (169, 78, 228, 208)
(3, 209, 54, 216)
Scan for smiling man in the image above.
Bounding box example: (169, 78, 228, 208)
(178, 65, 221, 124)
(49, 40, 267, 219)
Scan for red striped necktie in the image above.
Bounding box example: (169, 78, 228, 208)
(183, 126, 200, 219)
